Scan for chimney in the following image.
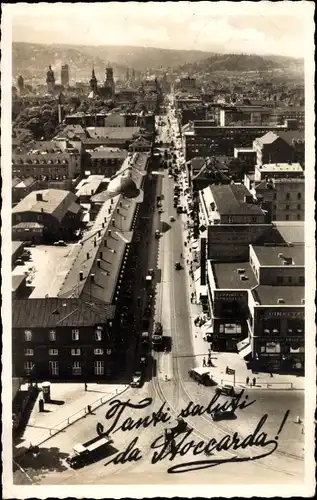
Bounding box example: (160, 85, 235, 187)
(99, 251, 103, 259)
(108, 230, 112, 236)
(90, 274, 95, 283)
(41, 207, 44, 213)
(102, 223, 104, 228)
(79, 271, 84, 281)
(36, 193, 43, 202)
(94, 239, 97, 247)
(112, 220, 115, 226)
(86, 252, 90, 260)
(97, 259, 101, 268)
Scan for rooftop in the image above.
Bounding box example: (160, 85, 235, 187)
(86, 127, 140, 140)
(12, 189, 80, 221)
(251, 244, 304, 267)
(211, 261, 258, 290)
(75, 175, 106, 197)
(252, 286, 305, 306)
(259, 163, 303, 173)
(12, 241, 24, 256)
(88, 147, 129, 160)
(12, 298, 115, 328)
(207, 184, 265, 216)
(273, 222, 304, 244)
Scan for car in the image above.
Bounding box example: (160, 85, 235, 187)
(215, 384, 236, 397)
(158, 208, 164, 213)
(168, 174, 173, 179)
(54, 240, 67, 246)
(155, 230, 160, 238)
(131, 371, 142, 388)
(188, 368, 214, 386)
(174, 262, 182, 270)
(139, 354, 148, 366)
(143, 307, 151, 317)
(211, 410, 236, 421)
(169, 216, 175, 222)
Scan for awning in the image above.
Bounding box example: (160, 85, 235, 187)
(237, 338, 250, 352)
(191, 240, 199, 250)
(239, 343, 252, 359)
(201, 320, 213, 335)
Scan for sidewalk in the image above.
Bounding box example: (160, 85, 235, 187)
(178, 172, 304, 392)
(14, 382, 129, 454)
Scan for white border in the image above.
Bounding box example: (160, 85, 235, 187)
(1, 2, 316, 498)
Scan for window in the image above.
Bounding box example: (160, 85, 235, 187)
(94, 360, 104, 375)
(71, 348, 81, 356)
(72, 329, 79, 341)
(288, 276, 292, 284)
(286, 193, 290, 200)
(286, 205, 290, 210)
(297, 193, 301, 200)
(49, 330, 56, 341)
(49, 348, 58, 356)
(95, 326, 103, 341)
(251, 216, 257, 223)
(286, 215, 289, 221)
(24, 361, 34, 375)
(276, 276, 284, 285)
(297, 214, 301, 220)
(24, 330, 32, 341)
(94, 348, 104, 355)
(72, 361, 82, 375)
(25, 348, 34, 356)
(49, 360, 59, 376)
(297, 204, 301, 210)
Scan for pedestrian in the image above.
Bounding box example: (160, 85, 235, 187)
(208, 358, 212, 367)
(202, 357, 206, 367)
(270, 372, 273, 378)
(246, 376, 249, 386)
(87, 405, 92, 414)
(84, 383, 87, 391)
(252, 377, 256, 386)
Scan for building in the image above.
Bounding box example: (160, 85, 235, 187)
(12, 177, 38, 205)
(253, 131, 300, 166)
(187, 156, 231, 193)
(12, 189, 82, 242)
(46, 65, 55, 94)
(12, 297, 116, 380)
(233, 147, 257, 166)
(245, 163, 305, 222)
(12, 150, 81, 180)
(199, 184, 271, 261)
(219, 105, 273, 127)
(82, 126, 142, 150)
(86, 147, 128, 175)
(75, 175, 107, 203)
(205, 241, 305, 372)
(183, 122, 291, 160)
(61, 64, 69, 87)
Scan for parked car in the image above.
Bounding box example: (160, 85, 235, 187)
(54, 240, 67, 246)
(211, 410, 235, 421)
(174, 262, 182, 270)
(154, 322, 163, 335)
(188, 368, 214, 386)
(215, 384, 236, 397)
(169, 216, 175, 222)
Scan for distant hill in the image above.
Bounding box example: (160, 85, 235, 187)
(177, 53, 304, 74)
(12, 42, 215, 81)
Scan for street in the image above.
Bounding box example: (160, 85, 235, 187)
(13, 94, 304, 485)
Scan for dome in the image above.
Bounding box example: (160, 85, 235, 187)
(108, 174, 139, 198)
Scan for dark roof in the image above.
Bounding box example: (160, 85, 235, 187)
(210, 184, 265, 216)
(13, 177, 36, 188)
(12, 275, 26, 292)
(12, 298, 116, 328)
(276, 130, 305, 146)
(12, 152, 70, 164)
(252, 286, 305, 306)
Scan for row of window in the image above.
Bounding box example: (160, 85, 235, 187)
(274, 193, 302, 201)
(24, 348, 110, 356)
(24, 360, 105, 376)
(259, 344, 305, 354)
(276, 276, 304, 285)
(24, 327, 104, 342)
(262, 328, 303, 336)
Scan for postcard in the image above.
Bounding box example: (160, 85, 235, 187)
(1, 2, 316, 498)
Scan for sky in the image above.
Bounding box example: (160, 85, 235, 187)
(5, 2, 314, 58)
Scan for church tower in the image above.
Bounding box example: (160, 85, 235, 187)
(104, 64, 115, 98)
(46, 65, 55, 94)
(90, 67, 98, 92)
(17, 75, 24, 95)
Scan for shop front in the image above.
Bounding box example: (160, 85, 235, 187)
(253, 308, 304, 373)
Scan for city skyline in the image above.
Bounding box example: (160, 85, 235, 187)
(8, 2, 311, 58)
